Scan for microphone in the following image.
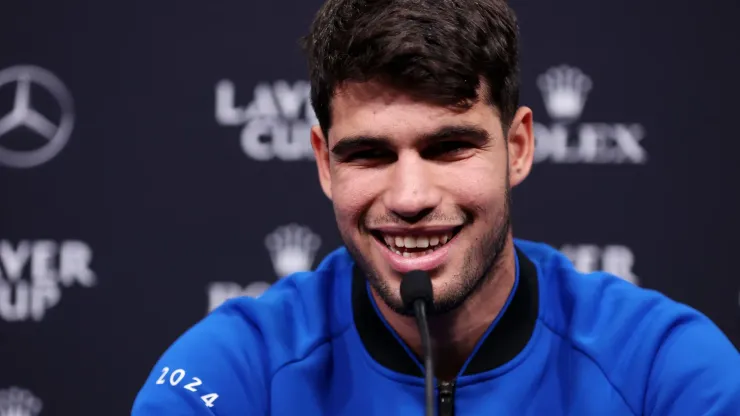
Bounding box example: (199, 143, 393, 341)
(401, 270, 434, 416)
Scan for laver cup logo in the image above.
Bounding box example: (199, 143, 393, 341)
(0, 66, 75, 168)
(561, 244, 639, 285)
(533, 65, 647, 164)
(0, 387, 43, 416)
(215, 80, 317, 161)
(0, 240, 96, 322)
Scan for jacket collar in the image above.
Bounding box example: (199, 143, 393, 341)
(352, 246, 539, 377)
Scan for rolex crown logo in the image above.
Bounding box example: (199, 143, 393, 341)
(264, 224, 322, 278)
(537, 65, 593, 122)
(0, 387, 43, 416)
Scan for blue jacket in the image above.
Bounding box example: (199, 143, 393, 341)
(132, 239, 740, 415)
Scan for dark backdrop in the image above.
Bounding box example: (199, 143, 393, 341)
(1, 0, 738, 414)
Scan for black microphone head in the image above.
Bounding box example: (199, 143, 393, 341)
(400, 270, 433, 311)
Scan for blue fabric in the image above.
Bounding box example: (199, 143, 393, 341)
(132, 239, 740, 415)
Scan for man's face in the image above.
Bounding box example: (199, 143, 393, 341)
(312, 82, 531, 315)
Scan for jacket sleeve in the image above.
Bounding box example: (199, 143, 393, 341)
(131, 301, 270, 415)
(644, 313, 740, 415)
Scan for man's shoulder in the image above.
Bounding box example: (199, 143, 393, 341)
(131, 296, 273, 414)
(516, 239, 710, 338)
(527, 242, 708, 342)
(517, 239, 740, 413)
(131, 247, 356, 415)
(204, 245, 355, 364)
(214, 246, 356, 355)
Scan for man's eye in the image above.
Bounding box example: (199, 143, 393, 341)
(346, 149, 393, 161)
(423, 141, 474, 158)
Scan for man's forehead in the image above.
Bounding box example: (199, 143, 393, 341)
(329, 82, 500, 145)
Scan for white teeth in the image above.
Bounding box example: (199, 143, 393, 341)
(404, 237, 417, 248)
(402, 252, 411, 258)
(382, 231, 456, 251)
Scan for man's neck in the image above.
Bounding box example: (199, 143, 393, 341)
(371, 237, 517, 381)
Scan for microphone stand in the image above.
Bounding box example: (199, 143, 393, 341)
(412, 299, 434, 416)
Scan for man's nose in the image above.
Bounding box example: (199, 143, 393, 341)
(382, 153, 441, 222)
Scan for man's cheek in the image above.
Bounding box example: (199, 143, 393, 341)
(334, 189, 375, 219)
(332, 201, 364, 235)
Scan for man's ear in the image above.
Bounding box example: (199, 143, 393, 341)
(311, 125, 333, 200)
(507, 107, 535, 187)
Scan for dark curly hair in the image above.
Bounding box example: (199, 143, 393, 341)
(301, 0, 521, 139)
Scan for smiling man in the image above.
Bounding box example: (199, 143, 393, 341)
(132, 0, 740, 415)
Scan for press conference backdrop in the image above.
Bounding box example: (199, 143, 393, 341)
(1, 0, 739, 414)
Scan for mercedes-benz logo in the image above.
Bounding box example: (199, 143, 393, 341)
(0, 65, 75, 168)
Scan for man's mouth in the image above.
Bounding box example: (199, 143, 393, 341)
(371, 227, 463, 259)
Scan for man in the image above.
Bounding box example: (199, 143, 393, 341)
(132, 0, 740, 414)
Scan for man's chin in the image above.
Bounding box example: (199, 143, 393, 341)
(369, 272, 471, 318)
(348, 239, 484, 317)
(385, 299, 417, 317)
(365, 273, 411, 316)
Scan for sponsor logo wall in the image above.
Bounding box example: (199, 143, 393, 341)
(2, 0, 738, 414)
(0, 240, 96, 322)
(216, 80, 317, 161)
(0, 387, 43, 416)
(560, 244, 639, 286)
(207, 224, 322, 312)
(0, 66, 75, 168)
(533, 65, 647, 164)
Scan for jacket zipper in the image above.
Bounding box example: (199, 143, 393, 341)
(437, 380, 456, 416)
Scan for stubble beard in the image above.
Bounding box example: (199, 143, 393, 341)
(342, 182, 513, 318)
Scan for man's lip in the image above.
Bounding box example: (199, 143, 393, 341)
(367, 225, 463, 236)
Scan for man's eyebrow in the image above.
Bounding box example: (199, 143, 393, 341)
(330, 124, 492, 156)
(330, 135, 391, 157)
(421, 124, 492, 145)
